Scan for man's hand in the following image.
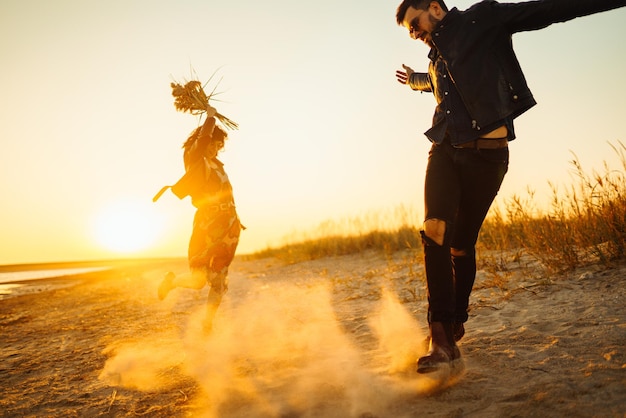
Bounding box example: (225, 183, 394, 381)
(395, 64, 415, 85)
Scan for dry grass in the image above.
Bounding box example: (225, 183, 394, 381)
(251, 205, 423, 263)
(480, 141, 626, 274)
(251, 142, 626, 277)
(170, 70, 238, 130)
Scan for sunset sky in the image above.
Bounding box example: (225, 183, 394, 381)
(1, 0, 625, 265)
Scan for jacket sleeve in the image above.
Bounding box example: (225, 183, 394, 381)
(408, 72, 433, 92)
(183, 117, 216, 171)
(193, 116, 216, 158)
(171, 158, 208, 200)
(490, 0, 626, 33)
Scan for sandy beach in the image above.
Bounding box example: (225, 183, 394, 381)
(1, 252, 624, 418)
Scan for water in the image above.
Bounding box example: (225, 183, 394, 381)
(0, 267, 111, 299)
(0, 267, 110, 284)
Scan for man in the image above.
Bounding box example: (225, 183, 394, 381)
(394, 0, 626, 374)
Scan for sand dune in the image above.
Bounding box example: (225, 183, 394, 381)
(1, 252, 624, 417)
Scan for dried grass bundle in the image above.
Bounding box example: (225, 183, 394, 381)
(170, 75, 238, 130)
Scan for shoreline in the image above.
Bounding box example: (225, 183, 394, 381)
(0, 256, 186, 273)
(0, 257, 188, 300)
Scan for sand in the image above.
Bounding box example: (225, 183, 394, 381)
(1, 251, 624, 418)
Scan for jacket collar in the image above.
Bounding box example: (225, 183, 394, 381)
(428, 7, 459, 60)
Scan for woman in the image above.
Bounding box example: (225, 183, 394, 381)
(158, 106, 243, 334)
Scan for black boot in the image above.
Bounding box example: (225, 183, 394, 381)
(417, 322, 462, 374)
(453, 322, 465, 341)
(422, 321, 466, 352)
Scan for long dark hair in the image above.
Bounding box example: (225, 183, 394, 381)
(182, 118, 228, 168)
(182, 117, 227, 151)
(183, 126, 202, 151)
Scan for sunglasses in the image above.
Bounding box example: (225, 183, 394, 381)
(407, 11, 427, 38)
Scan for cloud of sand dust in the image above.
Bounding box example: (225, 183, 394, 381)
(99, 282, 453, 417)
(369, 289, 426, 373)
(98, 339, 186, 391)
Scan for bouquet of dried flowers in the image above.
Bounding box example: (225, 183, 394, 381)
(171, 75, 238, 130)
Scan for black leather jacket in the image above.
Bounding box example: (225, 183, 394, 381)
(409, 0, 626, 133)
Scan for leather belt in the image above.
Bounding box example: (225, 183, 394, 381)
(454, 138, 508, 149)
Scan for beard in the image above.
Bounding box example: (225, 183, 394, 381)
(423, 14, 443, 48)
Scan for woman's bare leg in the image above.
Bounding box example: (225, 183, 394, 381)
(202, 271, 227, 334)
(158, 269, 206, 300)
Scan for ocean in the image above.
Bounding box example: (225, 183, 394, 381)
(0, 267, 110, 284)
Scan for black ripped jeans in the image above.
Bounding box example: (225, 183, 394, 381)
(422, 138, 509, 323)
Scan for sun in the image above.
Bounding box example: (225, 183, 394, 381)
(93, 199, 163, 253)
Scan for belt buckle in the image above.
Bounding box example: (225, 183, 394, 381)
(453, 141, 475, 149)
